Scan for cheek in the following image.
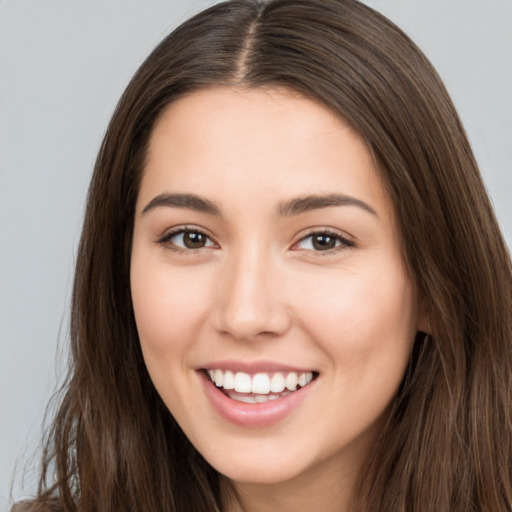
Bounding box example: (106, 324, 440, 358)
(130, 259, 212, 359)
(295, 263, 417, 440)
(130, 258, 216, 420)
(296, 262, 417, 372)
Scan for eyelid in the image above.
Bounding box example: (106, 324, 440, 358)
(155, 225, 354, 254)
(291, 228, 355, 252)
(156, 225, 218, 252)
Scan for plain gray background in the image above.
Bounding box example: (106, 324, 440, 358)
(1, 0, 511, 507)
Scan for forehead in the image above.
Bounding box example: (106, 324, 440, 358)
(140, 86, 393, 223)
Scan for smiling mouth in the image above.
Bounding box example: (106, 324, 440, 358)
(205, 369, 318, 404)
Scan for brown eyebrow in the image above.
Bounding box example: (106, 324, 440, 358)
(278, 194, 377, 217)
(141, 192, 377, 218)
(142, 193, 222, 216)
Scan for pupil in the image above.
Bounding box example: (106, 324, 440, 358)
(184, 232, 206, 249)
(313, 234, 336, 250)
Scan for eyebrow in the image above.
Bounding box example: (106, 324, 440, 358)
(141, 192, 377, 218)
(142, 193, 222, 216)
(278, 194, 377, 217)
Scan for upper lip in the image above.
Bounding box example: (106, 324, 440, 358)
(199, 360, 317, 374)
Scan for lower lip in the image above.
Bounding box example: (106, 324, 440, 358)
(199, 371, 315, 428)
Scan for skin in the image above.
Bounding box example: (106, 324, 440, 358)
(130, 87, 426, 511)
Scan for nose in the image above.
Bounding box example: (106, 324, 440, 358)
(212, 247, 291, 341)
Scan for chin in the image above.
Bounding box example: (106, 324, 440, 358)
(215, 458, 306, 486)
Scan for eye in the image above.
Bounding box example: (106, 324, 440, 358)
(294, 230, 354, 252)
(158, 228, 216, 251)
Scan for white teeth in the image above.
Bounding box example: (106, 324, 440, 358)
(234, 372, 252, 393)
(226, 391, 292, 403)
(270, 372, 285, 393)
(223, 370, 235, 390)
(252, 373, 271, 394)
(206, 369, 315, 395)
(285, 372, 298, 391)
(232, 394, 257, 404)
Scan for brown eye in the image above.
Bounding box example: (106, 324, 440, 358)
(312, 234, 337, 251)
(294, 230, 354, 252)
(160, 229, 216, 251)
(182, 231, 208, 249)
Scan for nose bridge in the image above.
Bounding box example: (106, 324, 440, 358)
(214, 240, 289, 340)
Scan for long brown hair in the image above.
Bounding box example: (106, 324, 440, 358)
(13, 0, 512, 510)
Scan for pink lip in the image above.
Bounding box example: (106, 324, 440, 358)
(200, 359, 316, 374)
(198, 370, 316, 428)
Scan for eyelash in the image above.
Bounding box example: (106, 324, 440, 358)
(156, 227, 355, 254)
(156, 226, 217, 254)
(293, 229, 355, 253)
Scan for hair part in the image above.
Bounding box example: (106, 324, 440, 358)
(13, 1, 512, 511)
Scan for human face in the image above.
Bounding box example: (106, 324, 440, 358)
(131, 87, 423, 489)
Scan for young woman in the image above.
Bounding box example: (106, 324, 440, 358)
(13, 0, 512, 511)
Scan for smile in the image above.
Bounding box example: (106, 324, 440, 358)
(206, 369, 315, 403)
(198, 360, 320, 426)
